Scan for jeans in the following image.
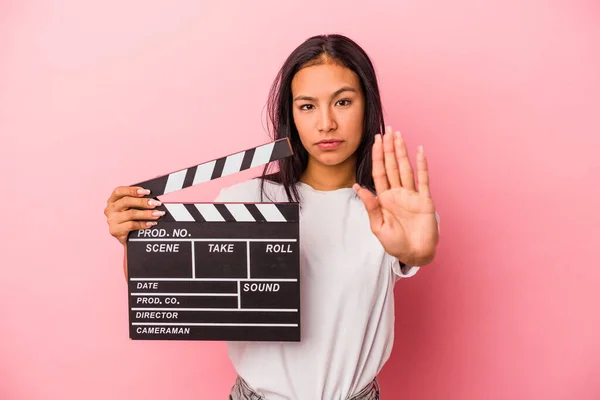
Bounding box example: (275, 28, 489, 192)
(228, 375, 380, 400)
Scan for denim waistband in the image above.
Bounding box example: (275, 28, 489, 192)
(229, 375, 380, 400)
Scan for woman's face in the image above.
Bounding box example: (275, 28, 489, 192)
(291, 62, 365, 168)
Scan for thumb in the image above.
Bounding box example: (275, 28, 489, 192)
(353, 184, 383, 233)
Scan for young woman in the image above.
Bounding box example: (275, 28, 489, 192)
(105, 34, 440, 400)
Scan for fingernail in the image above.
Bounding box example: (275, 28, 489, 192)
(385, 125, 392, 134)
(352, 183, 361, 192)
(395, 131, 401, 139)
(419, 145, 424, 153)
(152, 210, 165, 216)
(145, 221, 157, 226)
(148, 199, 162, 206)
(137, 188, 150, 195)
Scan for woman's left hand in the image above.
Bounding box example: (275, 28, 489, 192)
(354, 126, 439, 266)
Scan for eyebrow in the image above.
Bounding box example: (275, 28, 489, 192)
(293, 86, 356, 102)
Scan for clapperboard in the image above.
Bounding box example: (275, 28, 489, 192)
(126, 138, 300, 342)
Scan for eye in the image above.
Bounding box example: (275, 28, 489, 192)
(299, 104, 314, 111)
(336, 99, 351, 107)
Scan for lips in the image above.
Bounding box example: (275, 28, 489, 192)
(317, 139, 342, 144)
(316, 139, 343, 150)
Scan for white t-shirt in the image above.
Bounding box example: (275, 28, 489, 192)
(215, 178, 429, 400)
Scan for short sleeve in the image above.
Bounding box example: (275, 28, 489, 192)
(391, 211, 440, 280)
(391, 260, 420, 279)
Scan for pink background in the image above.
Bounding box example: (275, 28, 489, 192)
(2, 0, 599, 399)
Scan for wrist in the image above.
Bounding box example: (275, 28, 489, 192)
(393, 249, 436, 267)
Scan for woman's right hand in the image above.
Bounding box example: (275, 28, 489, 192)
(104, 186, 165, 246)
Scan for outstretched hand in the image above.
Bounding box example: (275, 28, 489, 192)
(353, 126, 439, 266)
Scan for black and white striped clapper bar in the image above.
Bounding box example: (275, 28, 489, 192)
(126, 138, 300, 342)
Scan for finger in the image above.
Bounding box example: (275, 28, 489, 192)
(112, 195, 162, 213)
(353, 184, 383, 233)
(394, 131, 416, 191)
(110, 220, 158, 239)
(108, 186, 151, 205)
(124, 220, 159, 231)
(112, 208, 165, 225)
(383, 126, 402, 188)
(416, 145, 431, 198)
(372, 133, 389, 194)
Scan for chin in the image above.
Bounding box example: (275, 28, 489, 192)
(314, 153, 354, 167)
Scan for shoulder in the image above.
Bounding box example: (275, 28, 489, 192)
(214, 178, 284, 203)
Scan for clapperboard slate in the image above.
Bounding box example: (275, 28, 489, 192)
(126, 138, 300, 342)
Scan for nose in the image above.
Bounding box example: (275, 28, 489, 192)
(317, 107, 337, 133)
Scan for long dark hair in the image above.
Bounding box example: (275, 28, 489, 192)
(259, 34, 385, 203)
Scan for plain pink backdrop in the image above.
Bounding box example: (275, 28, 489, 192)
(1, 0, 599, 399)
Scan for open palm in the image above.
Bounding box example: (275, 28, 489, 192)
(354, 126, 439, 266)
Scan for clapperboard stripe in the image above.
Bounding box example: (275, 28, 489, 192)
(161, 203, 294, 222)
(224, 204, 255, 222)
(210, 157, 226, 180)
(193, 160, 216, 185)
(162, 204, 195, 222)
(240, 148, 256, 170)
(186, 204, 207, 222)
(134, 138, 292, 197)
(199, 204, 227, 222)
(245, 204, 267, 222)
(213, 204, 235, 222)
(182, 165, 197, 189)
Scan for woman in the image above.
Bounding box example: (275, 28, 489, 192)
(105, 34, 440, 400)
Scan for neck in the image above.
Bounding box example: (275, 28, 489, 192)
(299, 155, 356, 191)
